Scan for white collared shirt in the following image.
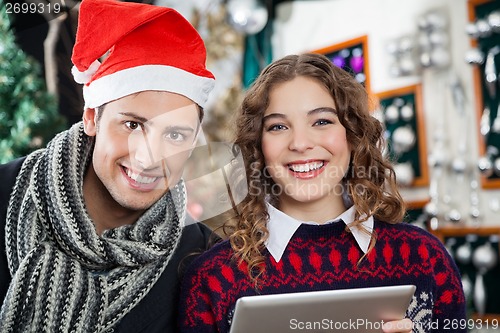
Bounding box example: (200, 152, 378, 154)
(265, 203, 374, 262)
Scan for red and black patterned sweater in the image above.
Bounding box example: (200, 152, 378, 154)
(178, 220, 466, 333)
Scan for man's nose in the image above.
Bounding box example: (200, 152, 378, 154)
(132, 134, 165, 169)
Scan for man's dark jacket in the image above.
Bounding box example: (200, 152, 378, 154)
(0, 157, 215, 332)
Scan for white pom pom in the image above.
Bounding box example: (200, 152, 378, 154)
(71, 60, 101, 84)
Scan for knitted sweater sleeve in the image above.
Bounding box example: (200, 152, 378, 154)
(414, 228, 467, 332)
(177, 242, 235, 333)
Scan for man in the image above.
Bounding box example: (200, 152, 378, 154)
(0, 0, 216, 331)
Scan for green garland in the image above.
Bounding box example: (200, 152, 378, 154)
(0, 0, 66, 164)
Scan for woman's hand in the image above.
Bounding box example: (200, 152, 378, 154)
(382, 319, 413, 333)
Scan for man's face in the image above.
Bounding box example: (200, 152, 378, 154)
(83, 91, 200, 211)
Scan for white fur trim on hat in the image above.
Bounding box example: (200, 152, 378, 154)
(71, 60, 102, 84)
(82, 65, 215, 109)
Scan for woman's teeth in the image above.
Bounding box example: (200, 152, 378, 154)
(288, 161, 324, 173)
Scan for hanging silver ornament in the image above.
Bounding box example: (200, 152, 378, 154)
(472, 241, 498, 316)
(392, 126, 416, 154)
(393, 98, 405, 107)
(464, 48, 485, 65)
(446, 208, 462, 223)
(428, 146, 449, 169)
(455, 239, 473, 265)
(451, 156, 468, 174)
(487, 11, 500, 33)
(429, 30, 448, 47)
(477, 155, 493, 177)
(393, 162, 415, 186)
(475, 19, 492, 38)
(400, 104, 414, 121)
(227, 0, 268, 35)
(420, 51, 432, 68)
(384, 104, 399, 123)
(399, 55, 417, 75)
(426, 11, 447, 29)
(386, 41, 400, 56)
(430, 47, 450, 68)
(494, 157, 500, 176)
(465, 22, 480, 38)
(491, 104, 500, 133)
(424, 201, 438, 218)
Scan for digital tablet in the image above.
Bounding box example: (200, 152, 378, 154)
(229, 284, 416, 333)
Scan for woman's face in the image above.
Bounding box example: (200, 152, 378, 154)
(261, 76, 351, 210)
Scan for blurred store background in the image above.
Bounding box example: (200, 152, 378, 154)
(1, 0, 500, 325)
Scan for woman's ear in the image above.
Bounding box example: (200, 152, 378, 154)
(82, 108, 97, 136)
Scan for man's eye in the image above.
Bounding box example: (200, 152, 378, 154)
(166, 131, 185, 142)
(125, 121, 142, 131)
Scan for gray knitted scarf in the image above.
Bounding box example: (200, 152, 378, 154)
(0, 123, 186, 332)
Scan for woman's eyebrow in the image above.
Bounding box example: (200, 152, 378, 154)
(262, 107, 338, 123)
(262, 113, 287, 123)
(307, 107, 338, 116)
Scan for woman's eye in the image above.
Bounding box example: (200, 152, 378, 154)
(125, 121, 142, 131)
(314, 119, 333, 126)
(266, 124, 287, 131)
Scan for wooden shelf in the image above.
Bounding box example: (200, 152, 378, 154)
(429, 225, 500, 243)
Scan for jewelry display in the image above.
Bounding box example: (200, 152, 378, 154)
(431, 230, 500, 319)
(375, 84, 428, 188)
(466, 0, 500, 188)
(311, 35, 370, 89)
(472, 236, 498, 316)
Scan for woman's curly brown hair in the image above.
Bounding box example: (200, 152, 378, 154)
(225, 53, 405, 287)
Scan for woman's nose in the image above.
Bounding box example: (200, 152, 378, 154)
(288, 129, 314, 152)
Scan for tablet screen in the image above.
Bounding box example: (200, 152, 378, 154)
(229, 285, 416, 333)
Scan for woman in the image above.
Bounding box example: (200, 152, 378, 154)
(178, 53, 466, 333)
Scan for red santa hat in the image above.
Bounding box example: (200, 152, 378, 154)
(71, 0, 215, 109)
